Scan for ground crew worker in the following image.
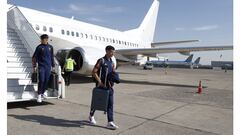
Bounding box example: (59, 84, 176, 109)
(32, 34, 55, 103)
(63, 56, 76, 86)
(89, 45, 119, 130)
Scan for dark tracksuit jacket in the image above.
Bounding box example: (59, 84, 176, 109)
(32, 44, 54, 95)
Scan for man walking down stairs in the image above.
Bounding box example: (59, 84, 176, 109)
(32, 34, 55, 103)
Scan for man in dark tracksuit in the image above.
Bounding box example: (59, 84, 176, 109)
(32, 34, 55, 103)
(89, 45, 119, 130)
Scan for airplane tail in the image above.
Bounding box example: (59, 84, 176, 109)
(185, 54, 194, 63)
(194, 57, 201, 64)
(124, 0, 159, 44)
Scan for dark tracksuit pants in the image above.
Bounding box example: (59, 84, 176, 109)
(90, 88, 114, 122)
(64, 71, 72, 86)
(38, 66, 51, 95)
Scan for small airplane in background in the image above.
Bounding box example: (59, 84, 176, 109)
(150, 55, 201, 69)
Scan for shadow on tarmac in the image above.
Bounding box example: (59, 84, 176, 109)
(8, 101, 54, 110)
(8, 114, 113, 130)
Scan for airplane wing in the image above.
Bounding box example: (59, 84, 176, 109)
(115, 45, 233, 56)
(151, 40, 199, 47)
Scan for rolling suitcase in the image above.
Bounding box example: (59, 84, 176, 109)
(48, 72, 58, 90)
(91, 87, 110, 112)
(90, 60, 110, 112)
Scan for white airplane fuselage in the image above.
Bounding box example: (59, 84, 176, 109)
(17, 4, 155, 75)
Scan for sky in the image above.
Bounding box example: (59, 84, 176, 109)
(8, 0, 233, 64)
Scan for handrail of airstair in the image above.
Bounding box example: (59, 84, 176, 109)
(7, 6, 65, 98)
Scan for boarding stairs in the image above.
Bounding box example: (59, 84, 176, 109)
(7, 6, 65, 102)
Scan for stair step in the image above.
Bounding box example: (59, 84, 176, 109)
(7, 40, 22, 44)
(7, 28, 15, 31)
(7, 36, 20, 40)
(7, 48, 28, 53)
(7, 44, 25, 49)
(7, 52, 30, 57)
(7, 78, 33, 86)
(7, 29, 15, 33)
(7, 57, 32, 63)
(7, 72, 32, 79)
(7, 91, 37, 102)
(7, 38, 22, 42)
(7, 62, 32, 67)
(7, 85, 37, 92)
(7, 33, 18, 37)
(7, 67, 33, 73)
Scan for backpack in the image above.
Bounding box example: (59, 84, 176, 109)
(92, 57, 113, 85)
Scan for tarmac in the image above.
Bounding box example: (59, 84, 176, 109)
(7, 65, 233, 135)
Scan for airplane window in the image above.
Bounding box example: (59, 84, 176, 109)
(116, 40, 118, 44)
(71, 31, 74, 36)
(81, 33, 83, 38)
(85, 34, 88, 38)
(43, 26, 47, 32)
(119, 41, 121, 44)
(113, 39, 115, 43)
(125, 42, 127, 45)
(106, 38, 109, 42)
(67, 31, 70, 35)
(49, 27, 53, 32)
(90, 35, 93, 39)
(98, 36, 101, 41)
(102, 37, 105, 41)
(95, 36, 97, 40)
(61, 30, 65, 35)
(109, 39, 112, 43)
(76, 32, 79, 37)
(35, 24, 40, 30)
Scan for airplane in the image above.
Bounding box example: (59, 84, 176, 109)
(192, 57, 201, 68)
(151, 55, 201, 68)
(8, 0, 233, 75)
(164, 54, 194, 67)
(150, 54, 193, 67)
